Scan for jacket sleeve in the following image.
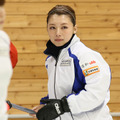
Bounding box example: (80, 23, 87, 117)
(67, 52, 111, 114)
(40, 95, 49, 104)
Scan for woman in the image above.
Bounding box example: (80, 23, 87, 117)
(32, 5, 113, 120)
(0, 0, 18, 119)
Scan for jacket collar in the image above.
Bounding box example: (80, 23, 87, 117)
(44, 34, 76, 59)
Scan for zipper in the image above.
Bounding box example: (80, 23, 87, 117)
(54, 61, 57, 99)
(54, 58, 74, 120)
(53, 51, 74, 120)
(54, 57, 62, 120)
(53, 50, 61, 99)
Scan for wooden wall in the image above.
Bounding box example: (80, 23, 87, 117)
(4, 0, 120, 119)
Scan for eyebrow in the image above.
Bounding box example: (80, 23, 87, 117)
(61, 23, 68, 25)
(49, 24, 55, 25)
(49, 23, 68, 25)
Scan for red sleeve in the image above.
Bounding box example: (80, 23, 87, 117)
(10, 41, 18, 68)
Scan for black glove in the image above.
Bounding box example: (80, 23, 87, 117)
(36, 96, 70, 120)
(6, 100, 12, 109)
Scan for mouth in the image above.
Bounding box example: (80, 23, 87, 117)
(0, 21, 4, 24)
(55, 39, 63, 42)
(0, 19, 4, 23)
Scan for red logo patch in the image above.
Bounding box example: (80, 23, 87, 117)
(89, 60, 96, 65)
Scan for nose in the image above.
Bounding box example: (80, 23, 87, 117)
(0, 11, 3, 16)
(56, 28, 61, 37)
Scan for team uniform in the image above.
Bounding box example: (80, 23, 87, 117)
(43, 34, 113, 120)
(0, 30, 13, 120)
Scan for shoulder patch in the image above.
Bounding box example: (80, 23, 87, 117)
(83, 66, 100, 77)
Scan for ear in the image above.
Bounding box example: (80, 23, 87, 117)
(73, 24, 77, 34)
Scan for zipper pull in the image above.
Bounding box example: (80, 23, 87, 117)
(55, 58, 58, 66)
(55, 60, 58, 66)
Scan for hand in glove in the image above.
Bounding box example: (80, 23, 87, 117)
(36, 96, 70, 120)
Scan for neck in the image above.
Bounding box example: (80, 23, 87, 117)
(44, 34, 75, 59)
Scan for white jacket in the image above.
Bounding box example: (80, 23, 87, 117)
(45, 35, 113, 120)
(0, 30, 12, 120)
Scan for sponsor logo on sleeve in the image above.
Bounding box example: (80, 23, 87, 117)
(83, 66, 100, 77)
(81, 60, 96, 68)
(89, 60, 96, 65)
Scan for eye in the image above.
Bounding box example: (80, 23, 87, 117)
(49, 26, 56, 30)
(61, 26, 68, 29)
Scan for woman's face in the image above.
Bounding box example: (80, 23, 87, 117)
(47, 14, 77, 47)
(0, 6, 6, 29)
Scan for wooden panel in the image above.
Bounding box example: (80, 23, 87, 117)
(112, 117, 120, 120)
(4, 3, 72, 15)
(8, 78, 119, 92)
(4, 28, 49, 41)
(6, 0, 49, 2)
(8, 79, 48, 92)
(7, 92, 47, 104)
(5, 3, 120, 15)
(17, 54, 47, 66)
(82, 40, 120, 52)
(5, 15, 46, 28)
(102, 53, 120, 66)
(78, 28, 120, 40)
(16, 53, 120, 66)
(110, 79, 120, 91)
(76, 15, 120, 28)
(12, 66, 47, 79)
(6, 0, 120, 2)
(11, 66, 120, 79)
(4, 28, 120, 41)
(108, 103, 120, 112)
(11, 41, 47, 53)
(4, 15, 120, 28)
(109, 91, 120, 103)
(110, 66, 120, 78)
(11, 40, 120, 54)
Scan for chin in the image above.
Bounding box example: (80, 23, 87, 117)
(55, 44, 64, 47)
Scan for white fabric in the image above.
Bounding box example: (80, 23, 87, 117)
(45, 35, 113, 120)
(0, 30, 13, 120)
